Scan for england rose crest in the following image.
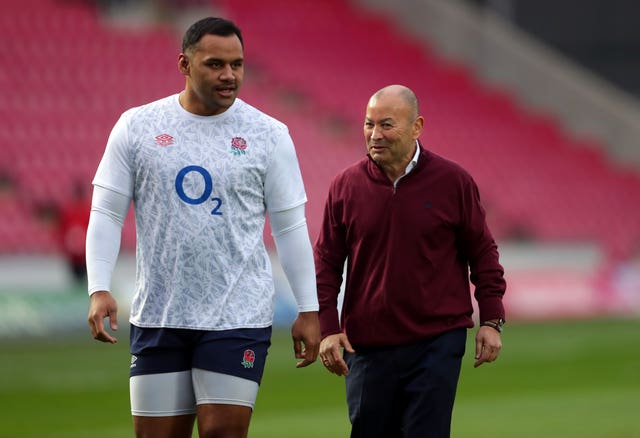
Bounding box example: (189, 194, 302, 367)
(241, 349, 255, 368)
(231, 137, 247, 155)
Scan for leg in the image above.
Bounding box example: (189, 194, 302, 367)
(133, 415, 196, 438)
(130, 371, 197, 438)
(192, 369, 259, 438)
(197, 404, 252, 438)
(345, 349, 403, 438)
(189, 328, 271, 437)
(400, 328, 467, 438)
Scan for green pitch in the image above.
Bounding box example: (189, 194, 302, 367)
(0, 318, 638, 437)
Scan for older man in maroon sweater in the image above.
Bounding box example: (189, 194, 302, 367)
(315, 84, 506, 438)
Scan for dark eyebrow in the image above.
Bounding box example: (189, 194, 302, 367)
(203, 56, 244, 64)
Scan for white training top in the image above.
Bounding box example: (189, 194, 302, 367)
(91, 94, 316, 330)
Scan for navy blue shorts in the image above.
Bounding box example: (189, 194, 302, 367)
(129, 325, 272, 384)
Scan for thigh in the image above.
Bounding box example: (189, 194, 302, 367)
(345, 349, 403, 438)
(400, 328, 467, 438)
(190, 328, 271, 438)
(130, 372, 196, 438)
(192, 369, 259, 409)
(133, 415, 195, 438)
(130, 371, 196, 416)
(129, 325, 200, 418)
(196, 403, 253, 438)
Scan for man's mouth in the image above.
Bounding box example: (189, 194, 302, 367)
(216, 85, 236, 97)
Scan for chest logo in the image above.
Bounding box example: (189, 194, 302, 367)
(175, 165, 223, 216)
(154, 133, 174, 147)
(231, 137, 247, 155)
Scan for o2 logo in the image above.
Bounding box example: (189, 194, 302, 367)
(175, 165, 223, 215)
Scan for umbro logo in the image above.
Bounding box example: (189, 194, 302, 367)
(154, 133, 174, 147)
(130, 355, 137, 369)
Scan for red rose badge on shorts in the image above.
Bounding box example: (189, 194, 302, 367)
(241, 349, 255, 368)
(231, 137, 247, 155)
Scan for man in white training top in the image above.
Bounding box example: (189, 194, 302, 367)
(86, 17, 320, 438)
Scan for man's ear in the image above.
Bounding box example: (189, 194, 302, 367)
(413, 115, 425, 139)
(178, 53, 190, 75)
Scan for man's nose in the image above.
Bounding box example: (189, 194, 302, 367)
(220, 65, 234, 80)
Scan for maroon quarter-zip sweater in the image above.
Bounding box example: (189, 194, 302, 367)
(314, 146, 506, 347)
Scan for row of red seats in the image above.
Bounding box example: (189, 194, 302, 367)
(0, 0, 639, 259)
(0, 0, 180, 253)
(218, 0, 640, 258)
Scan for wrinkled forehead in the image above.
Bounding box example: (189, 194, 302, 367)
(365, 95, 410, 121)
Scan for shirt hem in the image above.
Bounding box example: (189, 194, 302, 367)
(129, 320, 274, 331)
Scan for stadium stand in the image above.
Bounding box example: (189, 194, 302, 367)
(0, 0, 181, 251)
(1, 0, 639, 266)
(218, 0, 640, 259)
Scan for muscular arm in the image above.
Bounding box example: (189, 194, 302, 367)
(270, 205, 318, 312)
(86, 185, 130, 294)
(270, 205, 320, 367)
(85, 185, 131, 343)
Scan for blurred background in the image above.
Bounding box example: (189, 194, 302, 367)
(0, 0, 639, 436)
(1, 0, 639, 333)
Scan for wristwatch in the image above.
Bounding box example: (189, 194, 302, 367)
(480, 318, 504, 333)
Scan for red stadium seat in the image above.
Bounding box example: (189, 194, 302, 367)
(218, 0, 640, 256)
(1, 0, 639, 260)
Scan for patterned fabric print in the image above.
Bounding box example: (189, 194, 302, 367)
(93, 95, 307, 330)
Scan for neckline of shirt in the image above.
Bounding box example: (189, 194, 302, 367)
(392, 140, 421, 188)
(172, 93, 241, 121)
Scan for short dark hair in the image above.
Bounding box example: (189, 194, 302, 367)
(182, 17, 243, 53)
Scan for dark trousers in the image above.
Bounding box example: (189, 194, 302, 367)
(345, 328, 466, 438)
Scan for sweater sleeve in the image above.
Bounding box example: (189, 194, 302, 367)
(459, 176, 506, 322)
(314, 185, 348, 338)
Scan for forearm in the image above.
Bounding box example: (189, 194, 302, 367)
(314, 244, 347, 338)
(470, 244, 506, 322)
(270, 206, 318, 312)
(86, 186, 130, 295)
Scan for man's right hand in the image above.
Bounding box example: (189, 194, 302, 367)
(319, 333, 355, 376)
(87, 291, 119, 344)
